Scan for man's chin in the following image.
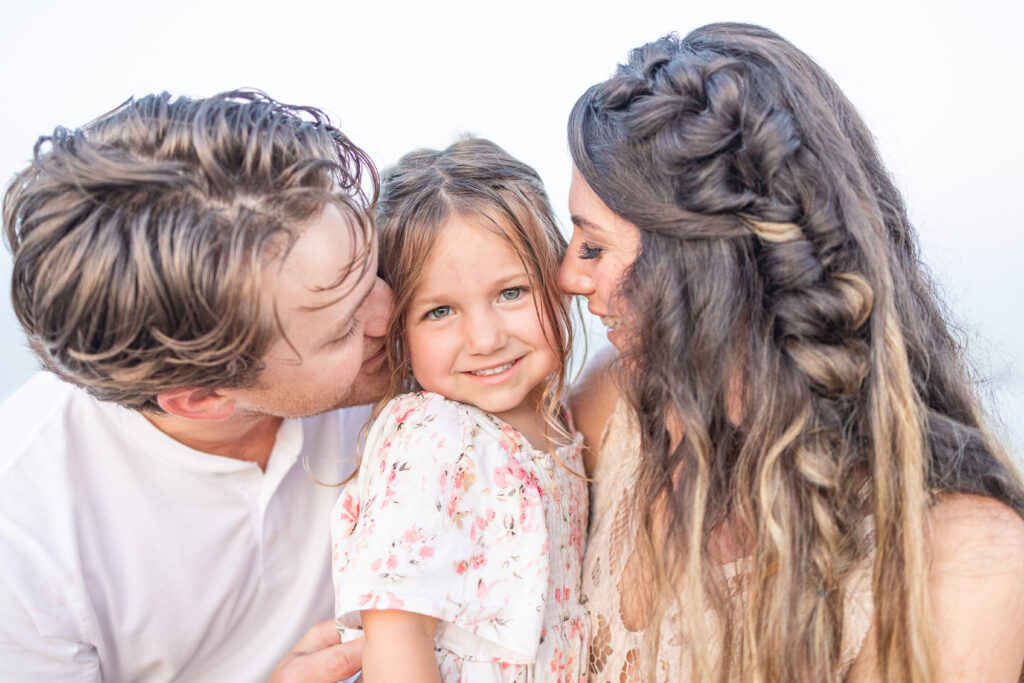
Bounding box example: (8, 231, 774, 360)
(336, 368, 390, 409)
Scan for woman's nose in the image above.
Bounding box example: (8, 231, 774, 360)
(557, 252, 592, 296)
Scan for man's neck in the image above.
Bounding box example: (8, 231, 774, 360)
(142, 411, 284, 471)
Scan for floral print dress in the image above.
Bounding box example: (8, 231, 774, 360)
(332, 392, 590, 682)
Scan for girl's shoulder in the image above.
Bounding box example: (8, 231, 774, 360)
(375, 391, 483, 427)
(370, 392, 509, 452)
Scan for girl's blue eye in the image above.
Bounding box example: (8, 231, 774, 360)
(426, 306, 452, 320)
(499, 287, 524, 302)
(579, 242, 602, 259)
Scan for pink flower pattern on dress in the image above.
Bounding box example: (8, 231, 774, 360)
(331, 392, 589, 682)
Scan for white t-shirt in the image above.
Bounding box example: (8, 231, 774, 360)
(0, 372, 369, 682)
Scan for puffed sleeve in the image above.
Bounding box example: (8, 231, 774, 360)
(331, 392, 550, 662)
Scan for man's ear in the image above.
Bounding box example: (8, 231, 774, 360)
(155, 387, 235, 420)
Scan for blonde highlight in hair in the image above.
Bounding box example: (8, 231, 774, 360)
(4, 90, 378, 411)
(375, 137, 576, 447)
(570, 23, 1024, 681)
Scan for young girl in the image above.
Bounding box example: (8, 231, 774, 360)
(330, 138, 589, 682)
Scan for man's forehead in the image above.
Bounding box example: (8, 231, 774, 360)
(269, 203, 375, 309)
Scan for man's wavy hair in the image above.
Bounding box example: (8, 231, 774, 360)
(4, 89, 378, 412)
(375, 137, 575, 442)
(569, 23, 1024, 681)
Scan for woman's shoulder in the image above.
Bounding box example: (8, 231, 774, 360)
(567, 346, 625, 474)
(848, 493, 1024, 681)
(925, 494, 1024, 677)
(927, 492, 1024, 573)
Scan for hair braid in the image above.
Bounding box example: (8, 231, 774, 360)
(569, 23, 1024, 681)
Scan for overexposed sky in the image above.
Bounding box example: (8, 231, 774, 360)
(1, 0, 1022, 456)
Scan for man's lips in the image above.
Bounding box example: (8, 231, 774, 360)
(361, 342, 386, 367)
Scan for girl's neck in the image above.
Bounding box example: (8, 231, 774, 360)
(491, 384, 564, 452)
(495, 402, 550, 451)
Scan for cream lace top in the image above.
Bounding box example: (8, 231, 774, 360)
(581, 400, 874, 681)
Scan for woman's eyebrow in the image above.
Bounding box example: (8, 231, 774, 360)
(570, 214, 603, 231)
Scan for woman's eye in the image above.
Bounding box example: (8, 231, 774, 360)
(499, 287, 524, 302)
(579, 242, 603, 259)
(426, 306, 452, 320)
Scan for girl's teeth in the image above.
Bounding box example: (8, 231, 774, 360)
(471, 360, 514, 377)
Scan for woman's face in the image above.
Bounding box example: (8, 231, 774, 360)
(557, 168, 642, 351)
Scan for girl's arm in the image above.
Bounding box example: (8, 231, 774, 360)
(361, 610, 441, 683)
(846, 493, 1024, 681)
(568, 345, 622, 475)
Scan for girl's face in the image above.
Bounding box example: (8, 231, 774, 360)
(405, 215, 560, 431)
(557, 169, 642, 351)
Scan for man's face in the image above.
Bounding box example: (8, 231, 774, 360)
(227, 203, 392, 418)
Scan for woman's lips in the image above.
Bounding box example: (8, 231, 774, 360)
(600, 315, 624, 330)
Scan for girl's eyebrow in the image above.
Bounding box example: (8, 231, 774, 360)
(410, 272, 529, 309)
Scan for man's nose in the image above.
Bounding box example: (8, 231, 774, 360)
(361, 278, 392, 337)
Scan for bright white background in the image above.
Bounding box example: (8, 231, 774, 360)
(2, 0, 1021, 458)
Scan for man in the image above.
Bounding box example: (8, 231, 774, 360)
(0, 90, 388, 681)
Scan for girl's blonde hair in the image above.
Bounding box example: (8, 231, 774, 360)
(375, 137, 575, 439)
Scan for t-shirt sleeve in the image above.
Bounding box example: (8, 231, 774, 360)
(331, 393, 550, 661)
(0, 525, 100, 682)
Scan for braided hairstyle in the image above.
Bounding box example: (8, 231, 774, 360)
(569, 23, 1024, 681)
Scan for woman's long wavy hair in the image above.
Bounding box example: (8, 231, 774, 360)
(569, 23, 1024, 681)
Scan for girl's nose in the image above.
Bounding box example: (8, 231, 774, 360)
(464, 310, 508, 355)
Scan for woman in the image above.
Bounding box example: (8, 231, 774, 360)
(559, 23, 1024, 681)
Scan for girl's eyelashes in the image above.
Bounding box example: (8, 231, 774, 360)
(420, 288, 528, 320)
(578, 242, 602, 260)
(425, 305, 452, 320)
